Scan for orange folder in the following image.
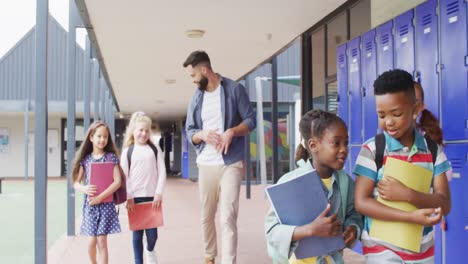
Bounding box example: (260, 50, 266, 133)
(128, 202, 164, 231)
(89, 162, 114, 203)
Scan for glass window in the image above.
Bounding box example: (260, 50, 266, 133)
(350, 0, 371, 39)
(312, 27, 325, 110)
(276, 41, 301, 175)
(246, 64, 272, 183)
(327, 12, 347, 76)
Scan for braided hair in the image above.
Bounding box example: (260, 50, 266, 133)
(295, 109, 347, 162)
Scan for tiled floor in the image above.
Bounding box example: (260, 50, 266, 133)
(48, 178, 364, 263)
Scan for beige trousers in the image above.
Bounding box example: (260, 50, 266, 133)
(198, 161, 243, 264)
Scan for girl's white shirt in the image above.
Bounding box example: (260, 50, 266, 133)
(120, 143, 166, 199)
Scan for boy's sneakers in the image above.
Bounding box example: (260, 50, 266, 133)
(145, 249, 158, 264)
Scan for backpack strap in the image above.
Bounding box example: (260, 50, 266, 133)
(374, 133, 438, 170)
(336, 170, 349, 219)
(126, 143, 159, 173)
(127, 144, 135, 172)
(425, 136, 438, 165)
(148, 141, 158, 160)
(374, 133, 385, 172)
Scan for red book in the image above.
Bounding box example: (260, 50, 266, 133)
(89, 162, 114, 203)
(128, 202, 164, 231)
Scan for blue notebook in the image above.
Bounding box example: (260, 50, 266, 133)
(265, 170, 345, 259)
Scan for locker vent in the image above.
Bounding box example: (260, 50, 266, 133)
(351, 48, 358, 57)
(422, 14, 432, 26)
(450, 158, 462, 169)
(447, 1, 459, 15)
(338, 54, 345, 63)
(399, 25, 409, 36)
(327, 83, 338, 113)
(381, 34, 389, 44)
(365, 42, 373, 51)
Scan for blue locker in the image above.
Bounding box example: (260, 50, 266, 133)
(347, 37, 363, 144)
(395, 10, 415, 74)
(337, 44, 349, 128)
(376, 21, 394, 75)
(438, 144, 468, 264)
(361, 29, 379, 141)
(349, 146, 361, 181)
(415, 0, 440, 118)
(440, 0, 468, 140)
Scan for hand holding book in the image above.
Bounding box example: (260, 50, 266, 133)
(293, 204, 342, 240)
(377, 176, 412, 202)
(265, 170, 345, 259)
(128, 202, 164, 231)
(82, 184, 97, 196)
(152, 194, 162, 209)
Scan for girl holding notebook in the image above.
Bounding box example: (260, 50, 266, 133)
(265, 110, 363, 264)
(72, 121, 122, 264)
(121, 111, 166, 264)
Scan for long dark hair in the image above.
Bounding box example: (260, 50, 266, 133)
(71, 121, 119, 183)
(414, 82, 443, 145)
(295, 109, 347, 162)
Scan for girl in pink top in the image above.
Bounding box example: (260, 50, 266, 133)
(120, 111, 166, 264)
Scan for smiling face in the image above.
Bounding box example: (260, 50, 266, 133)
(132, 121, 151, 145)
(90, 125, 109, 152)
(309, 121, 349, 171)
(376, 91, 417, 145)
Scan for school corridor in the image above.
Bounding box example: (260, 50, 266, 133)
(47, 178, 365, 263)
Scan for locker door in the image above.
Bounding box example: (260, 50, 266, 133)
(377, 21, 394, 74)
(350, 144, 363, 254)
(395, 10, 415, 74)
(349, 146, 361, 181)
(337, 44, 349, 128)
(441, 144, 468, 264)
(440, 0, 468, 140)
(347, 37, 363, 144)
(361, 29, 378, 141)
(415, 0, 440, 118)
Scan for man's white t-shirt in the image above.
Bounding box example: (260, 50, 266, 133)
(197, 85, 224, 165)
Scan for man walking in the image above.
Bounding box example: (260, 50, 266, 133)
(184, 51, 256, 264)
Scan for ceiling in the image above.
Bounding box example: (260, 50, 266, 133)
(77, 0, 347, 121)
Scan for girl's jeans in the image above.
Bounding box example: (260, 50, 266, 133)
(132, 197, 158, 264)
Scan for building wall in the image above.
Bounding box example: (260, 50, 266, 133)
(371, 0, 426, 27)
(0, 115, 62, 178)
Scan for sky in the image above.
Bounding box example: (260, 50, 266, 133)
(0, 0, 86, 58)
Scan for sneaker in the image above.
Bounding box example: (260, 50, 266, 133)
(145, 249, 158, 264)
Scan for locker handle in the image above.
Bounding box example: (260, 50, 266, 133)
(414, 71, 421, 83)
(337, 94, 340, 102)
(362, 87, 366, 97)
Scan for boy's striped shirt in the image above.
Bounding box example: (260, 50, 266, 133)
(353, 129, 451, 263)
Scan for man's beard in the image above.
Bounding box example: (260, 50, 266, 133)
(198, 76, 209, 91)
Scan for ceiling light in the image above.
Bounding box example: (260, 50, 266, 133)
(165, 79, 176, 84)
(185, 29, 205, 38)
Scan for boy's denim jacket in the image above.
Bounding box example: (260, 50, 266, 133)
(264, 159, 363, 264)
(185, 75, 256, 165)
